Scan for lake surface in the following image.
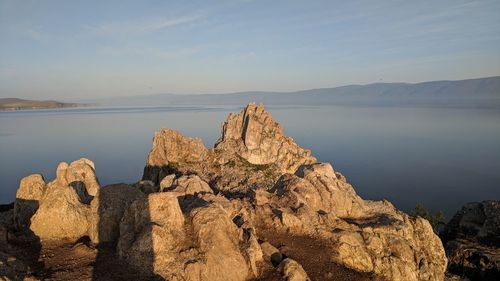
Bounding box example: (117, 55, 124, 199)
(1, 105, 499, 218)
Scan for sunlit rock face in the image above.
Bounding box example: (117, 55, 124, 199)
(29, 158, 99, 240)
(9, 103, 448, 281)
(146, 128, 209, 167)
(137, 103, 447, 281)
(215, 103, 317, 174)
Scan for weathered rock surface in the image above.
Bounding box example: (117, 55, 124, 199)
(159, 174, 176, 191)
(30, 177, 91, 240)
(137, 103, 447, 281)
(169, 175, 213, 195)
(117, 192, 255, 280)
(442, 201, 499, 280)
(254, 160, 447, 281)
(89, 183, 145, 244)
(279, 258, 311, 281)
(215, 103, 316, 173)
(7, 103, 451, 281)
(27, 159, 101, 240)
(13, 174, 46, 230)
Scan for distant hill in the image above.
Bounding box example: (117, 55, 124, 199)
(90, 76, 500, 108)
(0, 98, 80, 111)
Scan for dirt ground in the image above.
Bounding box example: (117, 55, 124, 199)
(257, 230, 378, 281)
(4, 231, 378, 281)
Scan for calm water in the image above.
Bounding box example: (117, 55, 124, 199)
(1, 105, 499, 217)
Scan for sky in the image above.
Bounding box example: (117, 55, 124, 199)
(0, 0, 499, 99)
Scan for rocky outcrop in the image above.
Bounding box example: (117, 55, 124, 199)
(254, 160, 447, 281)
(89, 183, 145, 244)
(8, 103, 450, 281)
(137, 103, 447, 281)
(13, 174, 46, 230)
(442, 201, 499, 280)
(215, 103, 316, 173)
(143, 128, 210, 184)
(12, 158, 100, 241)
(117, 192, 256, 280)
(29, 159, 99, 240)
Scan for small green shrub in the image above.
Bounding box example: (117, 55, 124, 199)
(411, 203, 446, 227)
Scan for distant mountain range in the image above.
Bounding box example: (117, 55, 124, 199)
(0, 98, 80, 111)
(4, 76, 500, 110)
(85, 76, 500, 108)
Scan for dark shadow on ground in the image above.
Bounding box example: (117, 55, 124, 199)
(0, 200, 44, 280)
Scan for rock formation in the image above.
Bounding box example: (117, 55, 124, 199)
(137, 103, 447, 281)
(441, 201, 499, 280)
(29, 159, 99, 240)
(13, 174, 46, 230)
(2, 103, 450, 281)
(214, 103, 316, 173)
(89, 183, 145, 244)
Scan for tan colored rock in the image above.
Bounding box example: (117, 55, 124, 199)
(144, 128, 209, 185)
(215, 103, 316, 173)
(121, 103, 448, 281)
(244, 228, 264, 277)
(28, 159, 102, 241)
(170, 175, 212, 195)
(117, 192, 186, 276)
(294, 163, 366, 217)
(159, 174, 176, 191)
(190, 204, 251, 281)
(30, 183, 90, 240)
(260, 241, 280, 258)
(13, 174, 46, 229)
(118, 193, 253, 281)
(279, 258, 310, 281)
(65, 158, 100, 197)
(146, 128, 208, 167)
(89, 183, 145, 244)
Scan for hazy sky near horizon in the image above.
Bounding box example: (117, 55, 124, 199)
(1, 0, 499, 99)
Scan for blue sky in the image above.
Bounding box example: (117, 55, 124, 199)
(1, 0, 499, 99)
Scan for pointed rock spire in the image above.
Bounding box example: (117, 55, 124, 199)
(215, 103, 316, 173)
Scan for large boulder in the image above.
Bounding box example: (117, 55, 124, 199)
(89, 183, 145, 244)
(215, 103, 316, 173)
(29, 159, 101, 241)
(442, 201, 499, 280)
(13, 174, 46, 230)
(143, 129, 209, 184)
(29, 182, 90, 240)
(118, 193, 256, 280)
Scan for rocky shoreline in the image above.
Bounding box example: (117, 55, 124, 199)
(0, 103, 498, 281)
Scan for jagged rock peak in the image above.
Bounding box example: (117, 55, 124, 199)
(215, 103, 316, 173)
